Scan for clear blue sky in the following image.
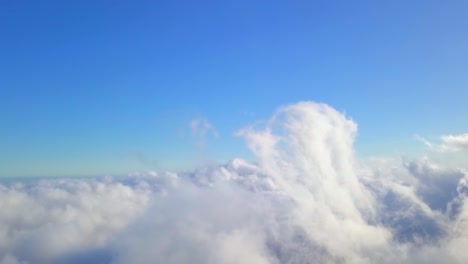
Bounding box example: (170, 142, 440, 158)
(1, 0, 468, 177)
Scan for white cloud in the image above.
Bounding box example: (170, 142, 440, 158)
(236, 102, 390, 262)
(441, 134, 468, 152)
(1, 101, 468, 263)
(417, 133, 468, 152)
(0, 173, 178, 264)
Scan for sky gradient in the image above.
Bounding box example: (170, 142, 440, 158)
(1, 0, 468, 177)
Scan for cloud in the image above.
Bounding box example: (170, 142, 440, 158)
(235, 102, 390, 262)
(189, 118, 219, 139)
(0, 179, 147, 264)
(441, 134, 468, 152)
(1, 101, 468, 263)
(417, 133, 468, 152)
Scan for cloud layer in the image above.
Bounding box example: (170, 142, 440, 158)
(1, 101, 468, 264)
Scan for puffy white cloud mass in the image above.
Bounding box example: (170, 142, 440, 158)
(441, 134, 468, 152)
(1, 101, 468, 264)
(417, 133, 468, 152)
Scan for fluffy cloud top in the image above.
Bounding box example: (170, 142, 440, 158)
(1, 101, 468, 264)
(441, 134, 468, 152)
(417, 133, 468, 152)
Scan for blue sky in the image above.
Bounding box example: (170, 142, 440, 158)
(1, 0, 468, 177)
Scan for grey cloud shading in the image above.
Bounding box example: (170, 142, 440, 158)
(1, 101, 468, 264)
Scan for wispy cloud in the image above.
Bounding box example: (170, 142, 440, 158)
(189, 117, 219, 139)
(417, 133, 468, 152)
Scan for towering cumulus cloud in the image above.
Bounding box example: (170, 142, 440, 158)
(236, 102, 391, 262)
(1, 101, 468, 264)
